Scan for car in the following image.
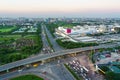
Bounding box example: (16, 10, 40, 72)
(73, 60, 76, 63)
(18, 69, 22, 72)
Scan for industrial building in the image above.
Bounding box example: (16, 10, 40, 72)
(55, 24, 120, 43)
(114, 26, 120, 33)
(55, 25, 105, 42)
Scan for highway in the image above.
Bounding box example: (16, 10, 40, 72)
(0, 64, 59, 80)
(40, 24, 75, 80)
(51, 64, 74, 80)
(0, 43, 119, 72)
(43, 24, 63, 51)
(0, 24, 119, 80)
(0, 24, 75, 80)
(0, 58, 75, 80)
(41, 25, 52, 54)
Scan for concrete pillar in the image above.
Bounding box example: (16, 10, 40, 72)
(41, 60, 46, 64)
(74, 52, 77, 56)
(6, 69, 9, 73)
(95, 65, 98, 71)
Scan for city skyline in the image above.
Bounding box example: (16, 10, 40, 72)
(0, 0, 120, 18)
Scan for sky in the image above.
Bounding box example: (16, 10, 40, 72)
(0, 0, 120, 18)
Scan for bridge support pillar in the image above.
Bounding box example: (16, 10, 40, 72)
(95, 65, 99, 72)
(71, 53, 77, 57)
(74, 52, 77, 56)
(58, 56, 63, 59)
(6, 69, 9, 73)
(41, 60, 46, 64)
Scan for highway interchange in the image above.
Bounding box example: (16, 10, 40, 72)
(0, 24, 74, 80)
(0, 24, 120, 80)
(0, 59, 76, 80)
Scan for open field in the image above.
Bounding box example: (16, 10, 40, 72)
(0, 26, 17, 33)
(0, 35, 21, 42)
(24, 34, 40, 41)
(62, 24, 74, 28)
(10, 74, 44, 80)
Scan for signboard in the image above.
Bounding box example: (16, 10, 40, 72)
(66, 28, 71, 34)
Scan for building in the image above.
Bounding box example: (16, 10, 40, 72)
(114, 26, 120, 33)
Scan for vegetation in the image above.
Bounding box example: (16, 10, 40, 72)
(0, 24, 43, 65)
(10, 74, 44, 80)
(44, 27, 54, 51)
(64, 64, 83, 80)
(89, 51, 95, 63)
(115, 46, 120, 49)
(56, 39, 98, 49)
(99, 66, 110, 72)
(0, 34, 42, 65)
(0, 25, 19, 34)
(105, 71, 120, 80)
(46, 23, 58, 37)
(0, 25, 17, 32)
(21, 35, 42, 55)
(98, 64, 120, 80)
(60, 24, 75, 28)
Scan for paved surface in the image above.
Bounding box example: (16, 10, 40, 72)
(0, 24, 120, 80)
(41, 25, 52, 54)
(51, 64, 74, 80)
(0, 59, 75, 80)
(0, 43, 119, 72)
(96, 53, 120, 64)
(0, 66, 58, 80)
(43, 24, 63, 51)
(76, 54, 104, 80)
(0, 24, 75, 80)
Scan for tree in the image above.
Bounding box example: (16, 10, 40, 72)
(106, 71, 120, 80)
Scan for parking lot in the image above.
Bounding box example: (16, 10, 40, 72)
(94, 34, 120, 43)
(67, 54, 104, 80)
(96, 52, 120, 64)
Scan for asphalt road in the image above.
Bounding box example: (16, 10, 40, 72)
(0, 24, 75, 80)
(0, 24, 119, 79)
(0, 43, 119, 72)
(51, 64, 75, 80)
(0, 60, 75, 80)
(43, 24, 63, 51)
(41, 25, 52, 54)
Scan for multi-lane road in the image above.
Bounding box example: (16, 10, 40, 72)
(0, 57, 75, 80)
(0, 24, 74, 80)
(0, 24, 120, 80)
(41, 25, 52, 54)
(43, 24, 63, 51)
(0, 43, 119, 72)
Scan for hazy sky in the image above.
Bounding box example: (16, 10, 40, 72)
(0, 0, 120, 17)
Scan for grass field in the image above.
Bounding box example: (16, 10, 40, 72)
(0, 26, 17, 33)
(24, 35, 38, 39)
(10, 74, 44, 80)
(0, 35, 21, 43)
(62, 24, 74, 28)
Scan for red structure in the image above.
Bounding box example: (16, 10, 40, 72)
(66, 28, 71, 34)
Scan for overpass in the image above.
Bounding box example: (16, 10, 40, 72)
(0, 43, 119, 72)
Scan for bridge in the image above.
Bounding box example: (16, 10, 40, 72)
(0, 43, 119, 72)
